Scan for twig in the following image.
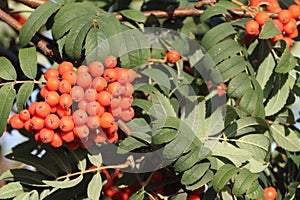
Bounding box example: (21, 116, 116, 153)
(118, 119, 132, 136)
(0, 8, 62, 63)
(15, 0, 49, 9)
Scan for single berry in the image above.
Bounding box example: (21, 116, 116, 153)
(167, 50, 180, 63)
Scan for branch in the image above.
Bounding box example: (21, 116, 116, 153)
(15, 0, 48, 9)
(0, 8, 62, 63)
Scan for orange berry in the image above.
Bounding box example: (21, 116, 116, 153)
(30, 116, 44, 130)
(44, 114, 60, 130)
(123, 83, 134, 97)
(86, 101, 104, 116)
(108, 106, 121, 118)
(167, 50, 180, 63)
(9, 114, 24, 129)
(50, 133, 63, 147)
(245, 20, 260, 35)
(97, 91, 112, 106)
(266, 1, 281, 13)
(99, 112, 115, 128)
(104, 121, 118, 135)
(92, 77, 107, 92)
(71, 86, 85, 102)
(19, 109, 30, 122)
(88, 61, 104, 77)
(271, 33, 284, 42)
(77, 65, 88, 74)
(87, 116, 100, 129)
(278, 9, 292, 24)
(115, 68, 129, 84)
(191, 186, 205, 196)
(110, 96, 121, 108)
(44, 68, 59, 80)
(39, 128, 54, 143)
(45, 91, 60, 107)
(35, 102, 51, 118)
(58, 61, 73, 76)
(73, 125, 89, 138)
(59, 116, 74, 132)
(50, 105, 57, 113)
(40, 86, 49, 99)
(255, 11, 270, 26)
(288, 4, 300, 18)
(59, 94, 73, 109)
(104, 55, 118, 69)
(66, 139, 81, 150)
(186, 195, 200, 200)
(62, 71, 77, 85)
(76, 72, 92, 89)
(107, 131, 118, 143)
(58, 80, 72, 94)
(85, 88, 98, 102)
(283, 18, 297, 34)
(287, 28, 298, 38)
(283, 37, 294, 48)
(120, 97, 132, 110)
(24, 120, 33, 132)
(61, 131, 75, 142)
(103, 69, 117, 82)
(107, 82, 121, 97)
(78, 100, 88, 111)
(46, 77, 60, 91)
(120, 107, 134, 122)
(28, 102, 39, 116)
(93, 131, 107, 143)
(264, 187, 277, 200)
(34, 132, 41, 142)
(73, 109, 88, 126)
(56, 105, 72, 118)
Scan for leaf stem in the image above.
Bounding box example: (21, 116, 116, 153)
(0, 79, 42, 87)
(55, 163, 128, 181)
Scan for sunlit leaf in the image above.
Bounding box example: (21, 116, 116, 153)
(18, 47, 37, 79)
(87, 173, 102, 200)
(43, 175, 83, 189)
(0, 182, 23, 199)
(0, 57, 17, 80)
(16, 82, 34, 112)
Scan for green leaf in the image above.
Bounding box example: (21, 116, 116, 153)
(185, 170, 214, 191)
(13, 192, 31, 200)
(118, 136, 148, 154)
(259, 20, 281, 39)
(16, 82, 34, 112)
(188, 49, 205, 68)
(85, 28, 108, 64)
(150, 92, 177, 119)
(204, 106, 226, 137)
(87, 172, 102, 200)
(52, 2, 100, 40)
(238, 89, 258, 115)
(120, 10, 146, 23)
(43, 175, 83, 189)
(246, 180, 265, 199)
(126, 118, 151, 133)
(64, 17, 93, 60)
(0, 57, 17, 80)
(201, 23, 236, 50)
(233, 168, 259, 197)
(129, 191, 145, 200)
(236, 134, 270, 161)
(265, 73, 296, 116)
(200, 6, 228, 22)
(119, 30, 150, 68)
(19, 2, 60, 46)
(18, 47, 37, 79)
(0, 169, 46, 185)
(275, 45, 297, 73)
(224, 117, 269, 137)
(181, 162, 210, 185)
(152, 128, 178, 145)
(227, 72, 251, 98)
(208, 39, 244, 64)
(88, 153, 102, 167)
(141, 68, 171, 94)
(212, 142, 253, 167)
(256, 52, 276, 90)
(0, 84, 16, 137)
(216, 56, 246, 82)
(132, 99, 152, 114)
(270, 124, 300, 152)
(182, 100, 205, 138)
(0, 182, 23, 199)
(212, 164, 240, 192)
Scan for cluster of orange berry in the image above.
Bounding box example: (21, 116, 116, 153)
(246, 0, 300, 48)
(9, 56, 137, 149)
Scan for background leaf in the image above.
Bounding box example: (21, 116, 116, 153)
(19, 2, 60, 46)
(18, 47, 37, 79)
(212, 164, 240, 192)
(0, 57, 17, 80)
(16, 82, 34, 112)
(0, 84, 16, 137)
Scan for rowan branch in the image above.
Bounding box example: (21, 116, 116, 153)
(0, 8, 62, 63)
(15, 0, 48, 9)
